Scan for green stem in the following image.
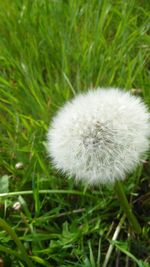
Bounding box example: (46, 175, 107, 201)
(114, 180, 141, 234)
(0, 189, 95, 199)
(0, 218, 34, 267)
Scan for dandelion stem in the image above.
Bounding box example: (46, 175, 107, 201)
(114, 180, 141, 234)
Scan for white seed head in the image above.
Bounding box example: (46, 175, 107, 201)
(47, 88, 150, 185)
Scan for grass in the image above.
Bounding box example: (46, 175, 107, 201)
(0, 0, 150, 266)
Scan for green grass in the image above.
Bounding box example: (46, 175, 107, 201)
(0, 0, 150, 266)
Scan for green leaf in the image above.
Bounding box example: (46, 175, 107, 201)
(0, 175, 10, 193)
(112, 240, 147, 267)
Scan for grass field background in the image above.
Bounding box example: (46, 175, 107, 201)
(0, 0, 150, 266)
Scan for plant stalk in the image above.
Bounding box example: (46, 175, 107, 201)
(114, 180, 141, 234)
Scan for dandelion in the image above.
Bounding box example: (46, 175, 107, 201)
(47, 87, 150, 233)
(47, 88, 149, 184)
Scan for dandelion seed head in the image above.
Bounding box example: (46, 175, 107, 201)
(47, 88, 150, 185)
